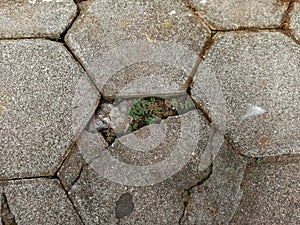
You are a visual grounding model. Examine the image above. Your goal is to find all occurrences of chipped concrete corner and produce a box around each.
[0,0,299,224]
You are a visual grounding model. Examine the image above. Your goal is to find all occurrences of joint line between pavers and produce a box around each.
[180,0,213,31]
[53,141,77,177]
[53,0,103,96]
[56,178,86,225]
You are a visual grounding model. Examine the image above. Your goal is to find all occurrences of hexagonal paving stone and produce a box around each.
[66,0,210,99]
[0,0,77,39]
[189,0,289,30]
[192,32,300,157]
[0,178,83,224]
[58,110,218,224]
[289,1,300,41]
[230,155,300,224]
[0,39,99,179]
[181,145,248,225]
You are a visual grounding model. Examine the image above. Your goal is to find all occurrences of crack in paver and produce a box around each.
[179,163,213,224]
[56,179,86,225]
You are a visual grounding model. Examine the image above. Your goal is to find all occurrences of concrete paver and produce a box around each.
[58,111,214,224]
[65,0,210,98]
[192,32,300,157]
[0,0,77,39]
[290,1,300,41]
[0,39,99,179]
[1,0,300,224]
[189,0,289,30]
[181,145,248,225]
[0,178,82,224]
[230,155,300,224]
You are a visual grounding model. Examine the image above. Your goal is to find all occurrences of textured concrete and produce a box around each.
[0,39,99,179]
[59,142,186,225]
[65,0,210,98]
[181,145,248,225]
[231,155,300,224]
[58,130,108,192]
[58,111,214,224]
[0,178,82,224]
[0,0,77,39]
[290,1,300,41]
[192,32,300,157]
[189,0,289,30]
[102,111,210,184]
[2,0,300,224]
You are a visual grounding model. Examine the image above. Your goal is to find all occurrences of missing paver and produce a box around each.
[1,193,17,225]
[95,94,196,144]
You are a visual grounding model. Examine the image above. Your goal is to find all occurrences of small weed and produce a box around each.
[99,95,196,144]
[211,31,217,37]
[255,158,261,165]
[127,97,162,132]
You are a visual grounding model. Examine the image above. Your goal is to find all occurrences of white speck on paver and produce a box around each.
[169,10,176,15]
[200,0,207,4]
[242,105,265,120]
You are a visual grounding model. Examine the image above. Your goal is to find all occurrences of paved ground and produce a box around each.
[0,0,299,224]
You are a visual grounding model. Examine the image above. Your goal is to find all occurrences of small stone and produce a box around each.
[95,118,109,131]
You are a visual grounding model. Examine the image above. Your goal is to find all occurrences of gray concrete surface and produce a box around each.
[181,144,248,225]
[0,0,77,39]
[192,32,300,157]
[0,0,299,224]
[231,155,300,224]
[0,178,82,225]
[65,0,210,98]
[290,1,300,41]
[58,125,212,224]
[188,0,289,30]
[0,39,99,180]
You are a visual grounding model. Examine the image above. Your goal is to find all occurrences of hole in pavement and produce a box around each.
[94,95,195,144]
